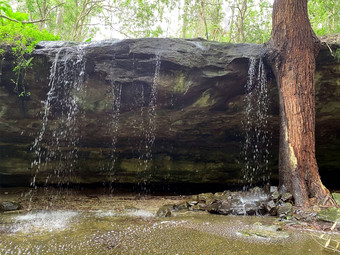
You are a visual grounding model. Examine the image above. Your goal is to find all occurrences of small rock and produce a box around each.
[191,195,199,200]
[206,200,233,215]
[220,191,231,199]
[206,201,221,214]
[243,204,257,215]
[217,200,233,215]
[190,203,206,211]
[257,202,268,215]
[316,207,340,223]
[173,202,188,211]
[293,214,302,221]
[214,191,230,199]
[312,205,320,212]
[265,200,278,216]
[0,201,22,212]
[277,202,293,218]
[271,191,279,202]
[280,193,293,203]
[186,200,199,207]
[198,193,214,202]
[214,192,223,197]
[156,206,172,217]
[205,197,216,206]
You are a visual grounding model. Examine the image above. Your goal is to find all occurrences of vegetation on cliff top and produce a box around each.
[0,0,58,96]
[0,0,338,43]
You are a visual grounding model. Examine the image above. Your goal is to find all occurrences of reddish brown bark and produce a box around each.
[267,0,335,206]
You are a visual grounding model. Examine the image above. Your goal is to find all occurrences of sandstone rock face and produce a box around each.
[0,39,339,189]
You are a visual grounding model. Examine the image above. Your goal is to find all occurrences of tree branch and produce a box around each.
[0,15,49,24]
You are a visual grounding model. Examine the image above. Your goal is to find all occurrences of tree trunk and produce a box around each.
[199,0,209,40]
[181,0,189,38]
[267,0,335,206]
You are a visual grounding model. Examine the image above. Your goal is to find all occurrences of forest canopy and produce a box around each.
[1,0,340,44]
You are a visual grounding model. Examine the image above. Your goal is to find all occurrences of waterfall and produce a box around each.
[103,81,122,190]
[242,57,271,189]
[138,53,161,192]
[30,45,86,191]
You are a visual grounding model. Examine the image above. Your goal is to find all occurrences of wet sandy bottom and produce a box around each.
[0,187,339,254]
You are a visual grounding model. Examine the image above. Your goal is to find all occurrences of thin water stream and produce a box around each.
[138,53,161,192]
[242,57,271,188]
[31,45,86,189]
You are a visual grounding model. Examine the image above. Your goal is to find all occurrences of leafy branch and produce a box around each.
[1,0,59,98]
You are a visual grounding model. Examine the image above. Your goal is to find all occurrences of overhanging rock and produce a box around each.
[0,39,339,189]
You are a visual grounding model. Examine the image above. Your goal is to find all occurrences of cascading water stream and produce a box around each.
[242,57,271,189]
[103,81,122,190]
[30,45,86,204]
[138,53,161,192]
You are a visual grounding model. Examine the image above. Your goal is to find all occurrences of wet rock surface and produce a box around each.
[316,207,340,223]
[277,203,293,218]
[238,222,289,239]
[0,201,22,212]
[0,39,339,187]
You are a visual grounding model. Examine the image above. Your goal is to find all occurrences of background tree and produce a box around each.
[308,0,340,36]
[226,0,272,43]
[17,0,103,41]
[265,0,335,206]
[180,0,225,40]
[102,0,178,38]
[10,0,339,42]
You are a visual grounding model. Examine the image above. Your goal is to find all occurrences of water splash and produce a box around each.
[12,211,79,233]
[242,58,271,189]
[30,45,86,199]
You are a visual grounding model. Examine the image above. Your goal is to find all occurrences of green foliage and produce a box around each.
[3,0,340,45]
[17,0,104,41]
[308,0,340,36]
[180,0,226,41]
[179,0,272,43]
[111,0,177,38]
[0,0,59,96]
